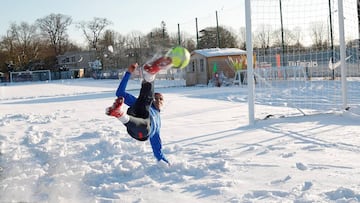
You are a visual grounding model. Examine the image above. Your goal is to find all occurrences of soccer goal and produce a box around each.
[244,0,360,124]
[10,70,52,83]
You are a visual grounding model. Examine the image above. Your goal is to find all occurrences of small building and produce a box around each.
[57,50,97,78]
[185,48,246,86]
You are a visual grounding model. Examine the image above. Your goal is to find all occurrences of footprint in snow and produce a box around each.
[296,162,308,171]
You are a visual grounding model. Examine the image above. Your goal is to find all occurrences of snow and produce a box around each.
[0,78,359,203]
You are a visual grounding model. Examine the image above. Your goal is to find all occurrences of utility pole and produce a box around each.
[279,0,285,67]
[177,23,181,45]
[357,0,360,54]
[195,18,199,49]
[216,11,220,48]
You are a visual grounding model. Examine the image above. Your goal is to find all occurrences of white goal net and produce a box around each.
[245,0,360,121]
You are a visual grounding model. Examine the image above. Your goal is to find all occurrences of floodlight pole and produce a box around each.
[329,0,335,80]
[358,0,360,40]
[279,0,285,66]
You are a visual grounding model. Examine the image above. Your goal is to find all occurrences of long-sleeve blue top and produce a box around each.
[115,71,169,163]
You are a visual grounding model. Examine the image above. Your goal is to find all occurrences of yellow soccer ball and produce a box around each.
[168,46,190,69]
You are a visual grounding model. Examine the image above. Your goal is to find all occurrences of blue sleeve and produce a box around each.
[115,71,137,107]
[149,131,169,163]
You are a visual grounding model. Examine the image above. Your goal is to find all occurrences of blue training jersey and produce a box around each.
[115,71,168,163]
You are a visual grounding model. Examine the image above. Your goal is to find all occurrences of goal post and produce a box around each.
[10,70,51,83]
[245,0,255,125]
[338,0,348,109]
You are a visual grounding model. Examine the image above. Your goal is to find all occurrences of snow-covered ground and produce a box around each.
[0,78,359,203]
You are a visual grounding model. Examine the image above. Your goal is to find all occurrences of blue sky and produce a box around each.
[1,0,358,46]
[1,0,245,44]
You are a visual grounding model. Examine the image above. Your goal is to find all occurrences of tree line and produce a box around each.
[0,12,339,75]
[0,13,242,74]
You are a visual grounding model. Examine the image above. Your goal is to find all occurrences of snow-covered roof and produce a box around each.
[192,48,246,57]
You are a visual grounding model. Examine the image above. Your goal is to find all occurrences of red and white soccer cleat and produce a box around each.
[143,57,172,75]
[106,97,125,118]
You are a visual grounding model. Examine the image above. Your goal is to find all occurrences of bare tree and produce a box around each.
[78,17,112,50]
[0,30,17,69]
[99,29,116,48]
[272,28,296,48]
[309,21,327,50]
[169,31,196,52]
[238,27,246,50]
[254,24,272,49]
[9,22,40,70]
[98,29,130,69]
[197,26,237,49]
[124,31,145,64]
[36,13,72,55]
[146,21,171,50]
[292,26,303,46]
[112,32,128,68]
[221,26,238,48]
